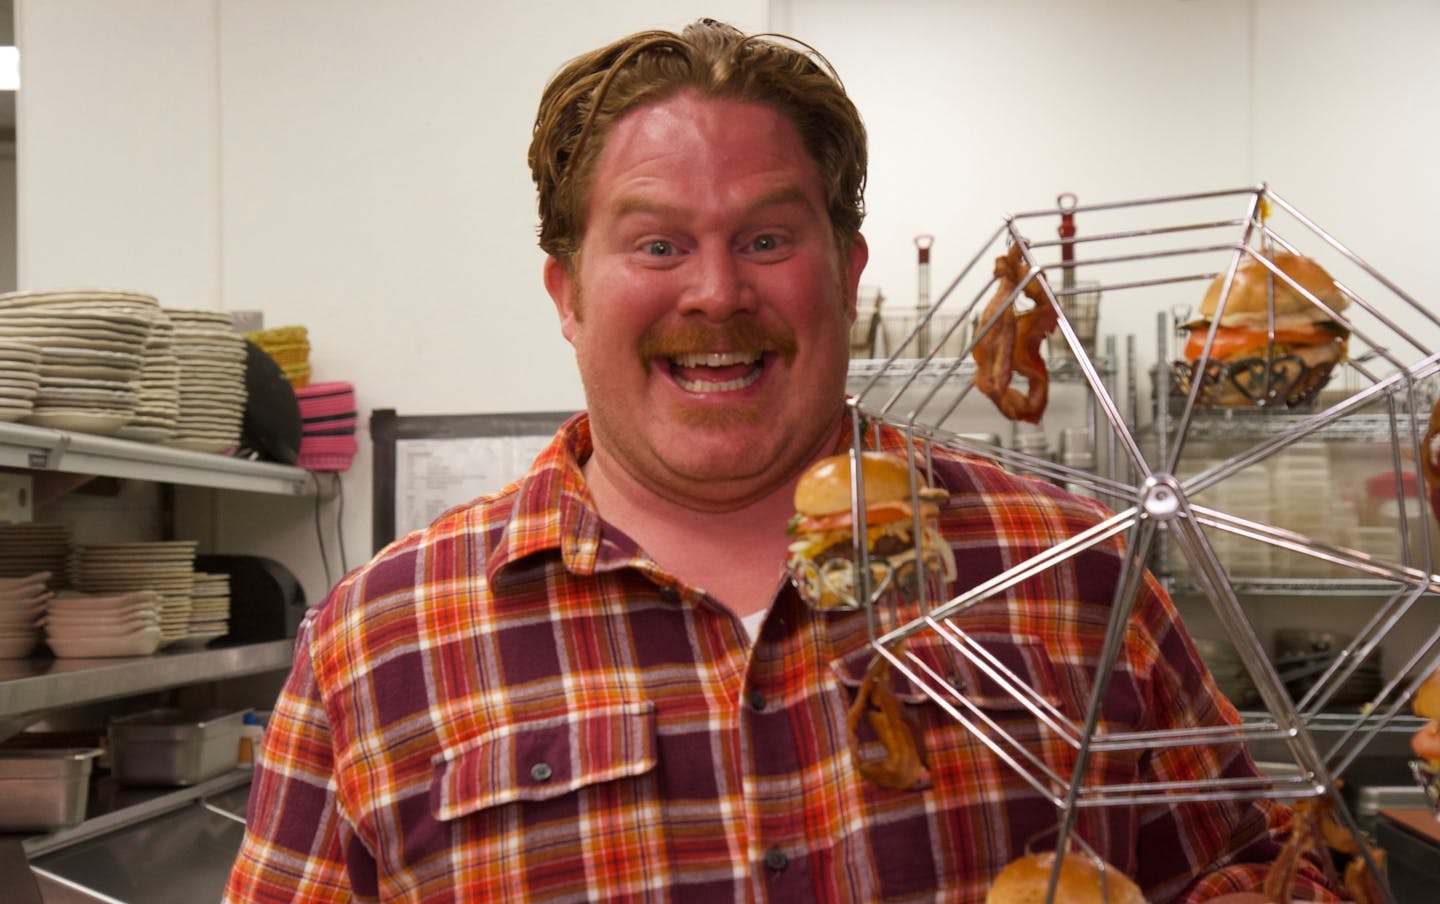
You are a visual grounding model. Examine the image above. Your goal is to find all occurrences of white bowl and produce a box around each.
[46,626,161,658]
[0,633,40,658]
[0,593,48,612]
[0,572,50,592]
[48,590,160,610]
[0,608,43,627]
[45,609,157,628]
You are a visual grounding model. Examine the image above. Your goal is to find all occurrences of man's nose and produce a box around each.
[679,247,758,319]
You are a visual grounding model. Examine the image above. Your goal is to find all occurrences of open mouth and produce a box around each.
[668,351,766,393]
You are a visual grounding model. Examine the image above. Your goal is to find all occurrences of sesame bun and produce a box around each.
[1199,252,1346,329]
[986,851,1146,904]
[793,451,913,517]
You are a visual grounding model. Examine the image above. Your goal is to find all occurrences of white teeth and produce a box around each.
[672,351,761,367]
[675,370,762,393]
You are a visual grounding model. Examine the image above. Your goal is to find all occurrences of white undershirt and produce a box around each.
[740,608,769,639]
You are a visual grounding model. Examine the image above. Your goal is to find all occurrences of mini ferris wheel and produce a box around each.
[837,185,1440,902]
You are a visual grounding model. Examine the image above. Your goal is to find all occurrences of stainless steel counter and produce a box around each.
[30,779,250,903]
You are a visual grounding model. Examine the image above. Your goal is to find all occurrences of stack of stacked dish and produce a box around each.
[43,590,163,658]
[0,573,51,658]
[0,340,42,422]
[0,306,150,436]
[182,572,231,646]
[163,309,247,453]
[115,309,182,444]
[68,541,196,648]
[0,289,177,438]
[0,523,71,590]
[295,381,357,471]
[244,324,311,388]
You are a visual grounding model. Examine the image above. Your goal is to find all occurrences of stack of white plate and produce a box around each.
[43,589,163,658]
[164,309,247,454]
[0,340,42,422]
[0,523,71,590]
[0,307,150,436]
[0,288,162,312]
[0,573,51,658]
[68,541,197,648]
[182,571,231,646]
[114,309,181,444]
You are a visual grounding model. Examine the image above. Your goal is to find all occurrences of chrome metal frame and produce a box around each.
[841,185,1440,903]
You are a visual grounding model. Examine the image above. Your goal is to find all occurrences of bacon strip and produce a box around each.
[972,242,1059,423]
[846,655,930,791]
[1263,792,1385,903]
[1423,398,1440,525]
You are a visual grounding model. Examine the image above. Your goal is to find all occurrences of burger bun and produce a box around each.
[1199,252,1345,329]
[794,451,914,517]
[986,851,1146,904]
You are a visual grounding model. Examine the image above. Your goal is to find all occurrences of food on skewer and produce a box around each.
[1263,790,1385,904]
[1419,399,1440,526]
[985,848,1146,904]
[846,653,929,791]
[1180,251,1348,408]
[1409,665,1440,813]
[973,242,1059,423]
[784,451,955,610]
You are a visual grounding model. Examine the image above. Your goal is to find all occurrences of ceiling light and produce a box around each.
[0,48,19,91]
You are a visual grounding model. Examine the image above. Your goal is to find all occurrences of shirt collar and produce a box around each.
[485,412,611,587]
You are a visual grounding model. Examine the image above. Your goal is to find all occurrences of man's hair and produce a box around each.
[528,18,867,264]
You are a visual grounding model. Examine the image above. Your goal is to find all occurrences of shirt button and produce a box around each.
[658,586,680,603]
[764,846,788,871]
[530,762,553,782]
[747,690,766,712]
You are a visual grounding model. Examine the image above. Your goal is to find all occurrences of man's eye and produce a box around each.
[644,240,674,256]
[751,234,779,252]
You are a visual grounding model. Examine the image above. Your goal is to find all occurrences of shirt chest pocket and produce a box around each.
[430,701,658,820]
[831,632,1071,764]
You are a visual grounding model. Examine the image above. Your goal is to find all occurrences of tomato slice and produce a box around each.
[1182,324,1339,361]
[793,500,913,534]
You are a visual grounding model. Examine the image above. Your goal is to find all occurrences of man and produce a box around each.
[226,19,1339,902]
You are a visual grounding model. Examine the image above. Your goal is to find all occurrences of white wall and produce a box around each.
[15,0,1440,607]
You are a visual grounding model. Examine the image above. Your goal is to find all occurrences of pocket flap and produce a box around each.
[431,701,657,820]
[832,632,1062,713]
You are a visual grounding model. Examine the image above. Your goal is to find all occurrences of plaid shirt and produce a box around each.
[226,414,1337,903]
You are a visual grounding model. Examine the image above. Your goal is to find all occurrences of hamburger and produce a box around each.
[986,850,1146,904]
[1182,251,1349,407]
[1410,667,1440,806]
[785,451,956,610]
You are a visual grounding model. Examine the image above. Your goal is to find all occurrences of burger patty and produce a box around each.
[810,529,934,602]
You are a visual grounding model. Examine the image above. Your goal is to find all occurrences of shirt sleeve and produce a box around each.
[223,612,359,902]
[1130,580,1343,903]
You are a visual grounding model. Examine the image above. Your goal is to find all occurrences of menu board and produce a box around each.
[369,409,573,551]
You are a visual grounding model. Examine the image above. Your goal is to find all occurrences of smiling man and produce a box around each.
[226,20,1339,903]
[544,88,866,616]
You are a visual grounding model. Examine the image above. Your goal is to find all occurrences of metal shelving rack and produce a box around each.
[0,424,307,888]
[0,420,310,495]
[843,185,1440,900]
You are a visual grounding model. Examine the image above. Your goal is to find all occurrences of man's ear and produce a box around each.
[845,233,870,321]
[544,255,579,342]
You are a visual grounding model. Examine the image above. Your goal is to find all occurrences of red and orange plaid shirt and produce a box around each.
[225,414,1337,902]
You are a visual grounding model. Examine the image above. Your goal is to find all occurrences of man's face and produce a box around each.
[545,91,868,511]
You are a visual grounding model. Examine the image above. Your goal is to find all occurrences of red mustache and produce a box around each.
[638,317,798,363]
